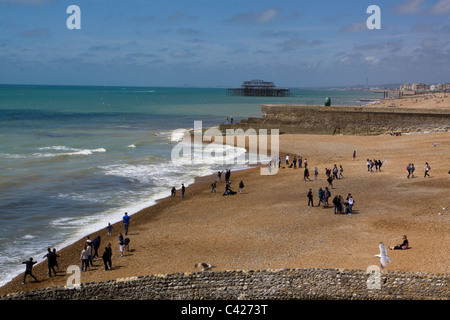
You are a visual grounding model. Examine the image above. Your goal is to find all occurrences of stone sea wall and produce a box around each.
[1,268,448,300]
[220,105,450,135]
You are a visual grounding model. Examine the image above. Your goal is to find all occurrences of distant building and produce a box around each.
[226,80,291,97]
[400,83,412,91]
[401,81,449,93]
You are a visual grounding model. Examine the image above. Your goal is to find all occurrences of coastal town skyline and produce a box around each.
[1,0,450,88]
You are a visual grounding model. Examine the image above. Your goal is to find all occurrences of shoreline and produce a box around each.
[0,139,269,295]
[1,129,450,296]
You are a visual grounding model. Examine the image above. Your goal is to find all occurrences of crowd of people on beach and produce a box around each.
[21,211,135,284]
[406,162,433,178]
[275,154,356,215]
[21,247,61,284]
[367,159,385,172]
[21,141,450,288]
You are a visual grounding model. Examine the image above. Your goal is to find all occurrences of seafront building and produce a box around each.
[400,82,450,93]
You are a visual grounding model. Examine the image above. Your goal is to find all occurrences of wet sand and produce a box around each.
[1,128,449,296]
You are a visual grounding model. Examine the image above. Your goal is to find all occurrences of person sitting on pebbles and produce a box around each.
[390,235,410,250]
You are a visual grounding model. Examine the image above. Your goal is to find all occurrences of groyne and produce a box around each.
[220,105,450,135]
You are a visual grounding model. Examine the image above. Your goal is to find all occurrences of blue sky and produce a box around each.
[0,0,449,87]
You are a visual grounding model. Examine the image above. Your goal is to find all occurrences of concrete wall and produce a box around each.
[220,105,450,135]
[1,268,448,300]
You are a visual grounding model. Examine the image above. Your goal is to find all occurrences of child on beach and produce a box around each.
[239,180,245,194]
[106,223,114,236]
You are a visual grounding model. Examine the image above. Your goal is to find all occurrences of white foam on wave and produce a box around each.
[38,146,78,151]
[1,147,107,159]
[55,192,109,204]
[21,234,36,240]
[155,128,193,143]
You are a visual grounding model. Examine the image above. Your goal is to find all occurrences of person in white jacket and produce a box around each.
[347,194,354,214]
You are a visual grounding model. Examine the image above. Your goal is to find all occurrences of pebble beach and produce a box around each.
[1,103,449,295]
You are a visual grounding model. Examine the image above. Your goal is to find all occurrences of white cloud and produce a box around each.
[395,0,425,14]
[339,22,367,33]
[226,8,279,24]
[429,0,450,15]
[396,0,450,15]
[364,56,380,65]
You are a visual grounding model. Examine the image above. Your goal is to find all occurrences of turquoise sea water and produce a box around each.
[0,85,383,286]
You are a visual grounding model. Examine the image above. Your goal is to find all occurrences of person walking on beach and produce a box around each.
[314,167,318,181]
[346,194,354,214]
[286,155,289,166]
[211,181,216,193]
[225,169,231,183]
[106,223,114,236]
[21,257,38,284]
[303,167,311,181]
[118,233,124,257]
[81,245,90,272]
[239,180,244,194]
[86,241,94,266]
[327,175,334,189]
[102,245,112,271]
[217,171,223,182]
[407,163,411,178]
[318,187,324,208]
[52,248,60,273]
[181,183,185,198]
[339,165,344,179]
[123,212,130,235]
[43,247,57,277]
[307,189,314,207]
[124,237,130,253]
[424,162,431,177]
[171,187,176,198]
[333,164,338,180]
[324,187,331,207]
[93,235,101,259]
[332,195,340,214]
[410,163,415,177]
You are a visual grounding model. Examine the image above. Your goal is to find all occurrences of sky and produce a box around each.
[0,0,449,88]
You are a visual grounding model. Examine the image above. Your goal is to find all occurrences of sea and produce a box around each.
[0,84,383,287]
